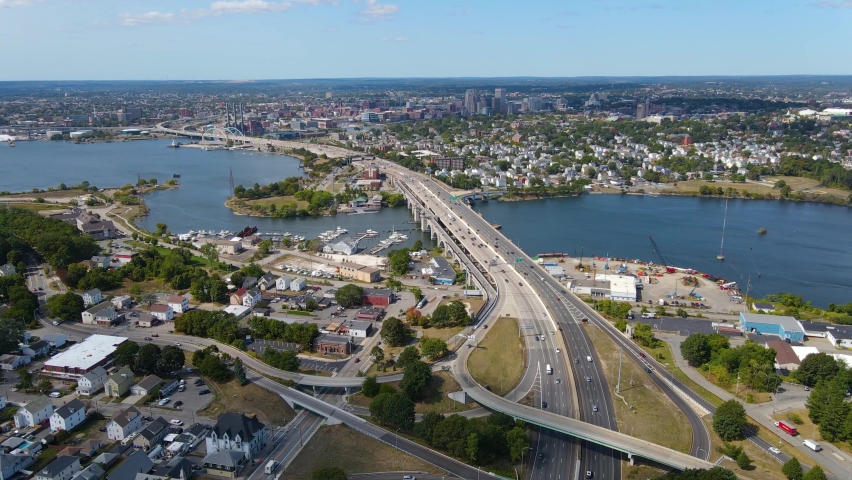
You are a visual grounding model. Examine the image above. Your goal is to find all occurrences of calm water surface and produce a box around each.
[3,140,850,306]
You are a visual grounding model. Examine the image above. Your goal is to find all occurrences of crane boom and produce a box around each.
[648,236,676,273]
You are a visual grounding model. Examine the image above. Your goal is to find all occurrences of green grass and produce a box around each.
[284,310,315,316]
[3,202,67,211]
[639,341,725,408]
[349,372,478,414]
[30,447,59,473]
[468,317,525,396]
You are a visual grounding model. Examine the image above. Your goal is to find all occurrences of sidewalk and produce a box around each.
[660,334,852,476]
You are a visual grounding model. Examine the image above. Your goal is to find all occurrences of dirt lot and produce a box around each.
[468,317,525,396]
[586,323,692,453]
[281,425,444,479]
[662,176,849,200]
[199,378,295,426]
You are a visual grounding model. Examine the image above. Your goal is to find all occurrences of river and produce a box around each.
[2,139,850,306]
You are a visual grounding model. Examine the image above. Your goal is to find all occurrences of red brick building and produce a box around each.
[362,289,394,307]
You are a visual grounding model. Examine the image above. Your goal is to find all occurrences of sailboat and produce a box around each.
[717,199,728,261]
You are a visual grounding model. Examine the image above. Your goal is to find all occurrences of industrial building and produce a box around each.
[42,334,129,379]
[738,313,805,343]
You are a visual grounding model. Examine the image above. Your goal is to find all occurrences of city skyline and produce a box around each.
[1,0,852,81]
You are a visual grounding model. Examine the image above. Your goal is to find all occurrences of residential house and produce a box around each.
[257,274,276,291]
[242,289,261,308]
[21,340,50,358]
[76,439,102,458]
[149,304,173,322]
[82,289,102,307]
[90,256,110,269]
[76,366,107,396]
[752,302,776,314]
[275,276,291,291]
[339,320,372,338]
[35,456,81,480]
[106,406,142,441]
[132,417,169,450]
[229,288,247,306]
[202,450,247,479]
[130,375,162,396]
[104,367,134,398]
[290,277,306,292]
[69,463,103,480]
[0,453,34,480]
[0,354,30,371]
[0,264,16,277]
[14,397,54,428]
[241,277,258,289]
[42,334,66,349]
[81,302,117,326]
[111,295,132,310]
[166,295,189,314]
[50,399,86,432]
[106,450,153,480]
[205,413,267,459]
[135,312,155,328]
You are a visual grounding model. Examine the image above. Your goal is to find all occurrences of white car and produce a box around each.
[769,447,781,454]
[555,348,561,353]
[158,398,171,406]
[170,419,183,426]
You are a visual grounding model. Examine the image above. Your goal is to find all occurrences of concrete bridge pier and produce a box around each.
[421,216,428,232]
[413,207,420,222]
[628,453,635,466]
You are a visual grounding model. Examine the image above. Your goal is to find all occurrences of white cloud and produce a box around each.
[380,36,408,42]
[814,0,852,7]
[359,0,398,19]
[209,0,292,14]
[0,0,37,7]
[120,11,177,27]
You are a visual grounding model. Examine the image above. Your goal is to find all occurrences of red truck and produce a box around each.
[775,421,798,436]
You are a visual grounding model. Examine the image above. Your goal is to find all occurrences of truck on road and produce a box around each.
[265,460,278,474]
[803,439,821,451]
[546,364,553,375]
[775,421,798,436]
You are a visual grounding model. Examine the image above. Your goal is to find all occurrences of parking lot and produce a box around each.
[144,371,214,421]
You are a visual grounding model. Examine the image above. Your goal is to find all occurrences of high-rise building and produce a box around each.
[492,97,503,114]
[527,96,543,112]
[464,89,478,115]
[494,88,506,99]
[636,99,651,119]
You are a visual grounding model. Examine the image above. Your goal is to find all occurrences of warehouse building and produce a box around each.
[42,334,128,379]
[738,313,804,343]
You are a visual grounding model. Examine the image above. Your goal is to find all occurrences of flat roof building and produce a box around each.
[739,313,804,343]
[42,334,128,379]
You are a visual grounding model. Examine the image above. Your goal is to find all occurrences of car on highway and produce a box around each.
[593,405,598,412]
[586,376,591,382]
[403,476,417,480]
[587,471,593,479]
[769,447,781,454]
[541,402,548,408]
[52,321,59,326]
[556,297,560,301]
[518,282,522,286]
[556,378,561,384]
[175,343,182,346]
[504,279,508,282]
[555,348,561,353]
[574,358,579,363]
[144,337,152,341]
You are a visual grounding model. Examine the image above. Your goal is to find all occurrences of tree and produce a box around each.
[681,333,712,367]
[782,457,803,480]
[356,373,378,396]
[412,240,423,251]
[155,223,168,236]
[135,343,161,374]
[37,377,53,393]
[507,426,530,463]
[233,357,247,385]
[199,243,219,267]
[157,346,185,373]
[311,467,348,480]
[466,432,479,463]
[410,287,423,301]
[380,317,408,347]
[257,240,273,256]
[113,341,140,367]
[200,355,231,381]
[803,465,826,480]
[370,391,415,430]
[334,284,364,308]
[396,346,421,369]
[370,345,385,366]
[736,451,751,469]
[0,319,24,355]
[713,400,747,441]
[796,353,840,387]
[16,368,33,392]
[400,360,432,401]
[420,338,449,360]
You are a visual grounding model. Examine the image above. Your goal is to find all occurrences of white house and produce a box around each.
[275,276,291,291]
[76,367,107,396]
[205,413,267,460]
[290,278,306,292]
[50,399,86,432]
[257,274,276,291]
[149,304,174,321]
[242,289,261,308]
[41,334,66,349]
[14,397,54,429]
[111,295,132,310]
[107,406,142,442]
[0,354,30,371]
[167,295,189,314]
[81,289,102,307]
[35,456,80,480]
[81,302,117,326]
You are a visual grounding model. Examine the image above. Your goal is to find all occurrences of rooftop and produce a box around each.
[740,312,804,333]
[44,334,128,371]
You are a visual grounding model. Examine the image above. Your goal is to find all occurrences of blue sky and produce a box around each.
[1,0,851,80]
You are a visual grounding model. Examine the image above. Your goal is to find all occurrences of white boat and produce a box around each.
[366,229,378,235]
[336,226,348,234]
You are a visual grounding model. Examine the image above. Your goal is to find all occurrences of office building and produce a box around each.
[494,88,506,99]
[464,89,478,115]
[636,99,651,119]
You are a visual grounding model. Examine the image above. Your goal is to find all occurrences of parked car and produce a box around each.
[198,389,211,395]
[174,401,183,407]
[170,419,183,426]
[158,398,171,406]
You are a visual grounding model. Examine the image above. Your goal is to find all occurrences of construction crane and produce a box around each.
[648,236,676,274]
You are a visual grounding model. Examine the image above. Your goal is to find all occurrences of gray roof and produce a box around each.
[363,288,393,298]
[92,453,119,468]
[71,463,104,480]
[752,302,775,310]
[139,417,168,441]
[152,456,191,479]
[27,340,49,352]
[0,452,32,470]
[84,301,114,315]
[202,450,245,468]
[134,375,162,391]
[211,412,265,442]
[81,366,107,382]
[799,320,830,333]
[344,320,372,331]
[107,450,153,480]
[740,313,803,332]
[84,289,101,297]
[1,437,26,449]
[54,399,85,420]
[826,325,852,341]
[22,397,53,415]
[316,334,352,345]
[110,406,140,427]
[40,455,79,478]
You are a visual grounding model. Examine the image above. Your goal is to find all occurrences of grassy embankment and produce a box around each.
[199,378,295,426]
[348,371,478,414]
[468,317,525,396]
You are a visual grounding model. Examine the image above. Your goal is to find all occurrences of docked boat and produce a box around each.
[167,140,181,148]
[7,140,14,147]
